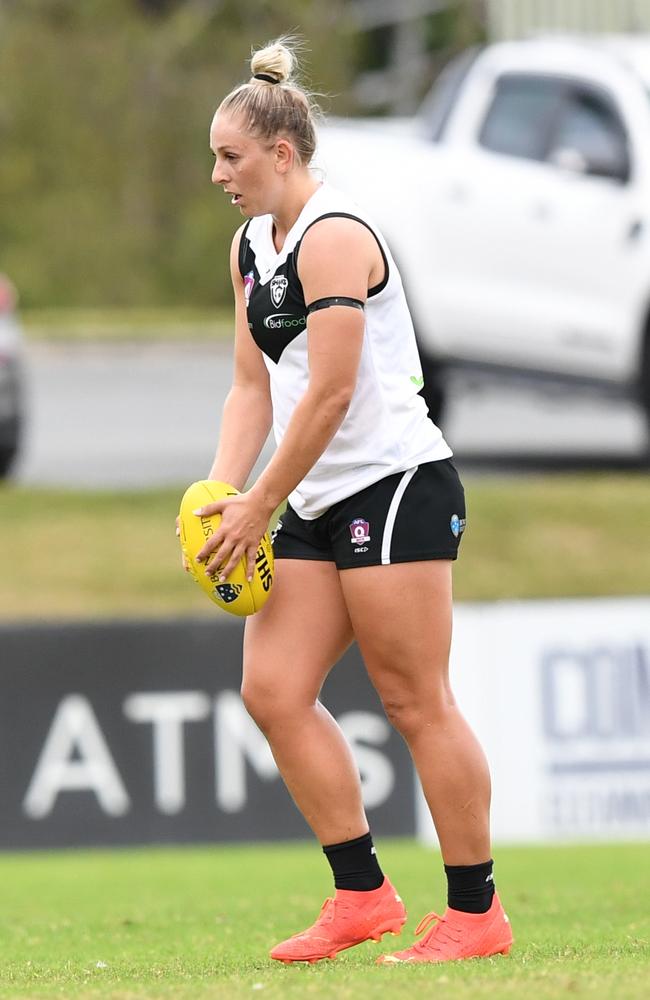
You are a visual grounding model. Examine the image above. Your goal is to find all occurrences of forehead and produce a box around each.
[210,111,256,150]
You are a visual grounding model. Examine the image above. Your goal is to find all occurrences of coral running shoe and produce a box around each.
[270,877,406,964]
[377,891,513,965]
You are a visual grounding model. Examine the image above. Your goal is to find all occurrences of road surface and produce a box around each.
[13,341,648,488]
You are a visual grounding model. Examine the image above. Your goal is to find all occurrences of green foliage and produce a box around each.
[0,0,355,308]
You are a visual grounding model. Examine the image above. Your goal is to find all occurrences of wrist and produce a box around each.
[248,480,283,519]
[207,468,245,491]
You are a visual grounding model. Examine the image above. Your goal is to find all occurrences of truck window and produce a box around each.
[417,47,482,143]
[479,75,566,161]
[547,88,630,182]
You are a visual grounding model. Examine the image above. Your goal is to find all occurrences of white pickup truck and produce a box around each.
[317,35,650,434]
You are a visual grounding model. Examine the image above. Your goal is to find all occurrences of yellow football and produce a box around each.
[178,480,274,616]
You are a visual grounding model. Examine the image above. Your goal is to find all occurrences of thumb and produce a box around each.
[192,499,226,517]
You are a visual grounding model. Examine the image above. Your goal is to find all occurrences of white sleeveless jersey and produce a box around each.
[239,183,452,519]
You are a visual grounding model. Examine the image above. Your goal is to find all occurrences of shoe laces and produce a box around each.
[411,911,461,954]
[315,898,335,925]
[313,896,352,928]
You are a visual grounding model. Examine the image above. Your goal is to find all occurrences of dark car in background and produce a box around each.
[0,275,23,477]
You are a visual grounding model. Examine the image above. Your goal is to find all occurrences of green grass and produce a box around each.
[0,841,647,999]
[1,474,649,621]
[22,309,234,343]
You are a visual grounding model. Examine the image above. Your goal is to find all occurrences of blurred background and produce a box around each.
[1,0,649,853]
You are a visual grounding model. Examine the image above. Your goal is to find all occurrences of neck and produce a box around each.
[271,173,321,251]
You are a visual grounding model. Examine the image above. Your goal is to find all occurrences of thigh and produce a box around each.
[243,558,354,705]
[338,560,454,698]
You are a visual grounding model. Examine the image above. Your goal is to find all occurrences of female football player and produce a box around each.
[192,37,513,965]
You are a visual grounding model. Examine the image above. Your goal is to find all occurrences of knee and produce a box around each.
[380,689,455,740]
[240,675,307,735]
[240,678,276,732]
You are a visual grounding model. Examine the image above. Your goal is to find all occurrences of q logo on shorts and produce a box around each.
[349,518,371,545]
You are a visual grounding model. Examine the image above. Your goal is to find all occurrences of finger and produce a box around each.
[196,531,225,563]
[245,545,257,583]
[206,542,231,579]
[175,515,181,538]
[192,500,227,518]
[219,544,245,582]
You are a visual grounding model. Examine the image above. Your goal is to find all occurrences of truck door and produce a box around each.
[432,72,643,381]
[534,81,644,380]
[426,73,571,370]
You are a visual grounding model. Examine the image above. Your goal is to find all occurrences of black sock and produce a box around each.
[444,859,495,913]
[323,831,384,891]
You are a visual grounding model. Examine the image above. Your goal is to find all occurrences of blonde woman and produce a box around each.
[194,38,513,966]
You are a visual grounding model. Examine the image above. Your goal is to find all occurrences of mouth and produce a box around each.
[225,190,242,206]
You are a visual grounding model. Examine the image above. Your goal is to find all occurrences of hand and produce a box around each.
[176,515,191,573]
[194,489,272,582]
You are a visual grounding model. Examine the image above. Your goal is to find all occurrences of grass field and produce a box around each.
[2,474,649,619]
[23,309,233,343]
[0,840,648,999]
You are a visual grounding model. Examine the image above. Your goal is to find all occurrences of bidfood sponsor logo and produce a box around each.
[263,313,307,331]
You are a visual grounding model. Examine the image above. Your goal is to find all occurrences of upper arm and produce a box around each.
[229,226,270,396]
[297,218,376,398]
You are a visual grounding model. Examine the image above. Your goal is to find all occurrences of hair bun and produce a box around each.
[250,39,295,85]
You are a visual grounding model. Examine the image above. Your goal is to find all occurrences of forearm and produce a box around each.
[250,387,350,512]
[208,385,273,490]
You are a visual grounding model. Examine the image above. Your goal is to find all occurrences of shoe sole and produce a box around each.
[272,917,407,964]
[377,938,514,965]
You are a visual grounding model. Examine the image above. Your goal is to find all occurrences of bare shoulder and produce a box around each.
[298,216,378,294]
[299,215,376,263]
[229,222,249,282]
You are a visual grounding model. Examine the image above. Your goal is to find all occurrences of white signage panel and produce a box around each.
[417,598,650,844]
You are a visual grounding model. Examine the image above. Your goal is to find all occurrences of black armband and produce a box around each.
[306,296,365,315]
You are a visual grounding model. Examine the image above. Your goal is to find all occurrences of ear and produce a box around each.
[275,137,295,174]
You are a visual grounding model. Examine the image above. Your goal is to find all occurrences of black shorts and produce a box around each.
[272,459,466,570]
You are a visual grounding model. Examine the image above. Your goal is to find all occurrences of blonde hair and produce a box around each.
[217,37,319,166]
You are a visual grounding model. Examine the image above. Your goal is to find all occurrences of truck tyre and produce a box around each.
[418,346,446,427]
[0,415,21,478]
[640,323,650,460]
[0,445,17,479]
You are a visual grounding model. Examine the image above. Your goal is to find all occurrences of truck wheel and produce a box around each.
[418,350,446,427]
[0,415,21,478]
[640,327,650,459]
[0,445,17,478]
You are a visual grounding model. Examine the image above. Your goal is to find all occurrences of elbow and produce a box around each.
[314,385,354,423]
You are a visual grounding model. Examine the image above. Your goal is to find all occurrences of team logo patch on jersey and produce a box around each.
[450,513,466,539]
[270,275,288,308]
[349,518,371,545]
[214,582,243,604]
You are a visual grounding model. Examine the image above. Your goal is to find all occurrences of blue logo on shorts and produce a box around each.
[450,514,466,539]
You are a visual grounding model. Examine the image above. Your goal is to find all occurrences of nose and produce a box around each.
[211,158,228,186]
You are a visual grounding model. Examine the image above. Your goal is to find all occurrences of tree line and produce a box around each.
[0,1,481,309]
